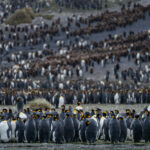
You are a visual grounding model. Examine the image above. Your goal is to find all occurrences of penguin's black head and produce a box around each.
[45,108,50,112]
[46,114,52,118]
[9,109,12,113]
[115,110,119,114]
[2,109,7,113]
[86,120,91,126]
[51,108,55,112]
[23,109,27,113]
[110,111,114,115]
[85,112,91,118]
[73,114,77,118]
[77,101,81,106]
[132,109,136,114]
[118,116,123,120]
[103,111,107,117]
[111,113,116,119]
[65,113,70,118]
[97,113,102,118]
[91,109,95,112]
[42,115,46,120]
[27,108,30,112]
[54,114,59,120]
[135,114,140,119]
[65,110,69,113]
[126,109,130,114]
[17,117,20,120]
[61,105,65,110]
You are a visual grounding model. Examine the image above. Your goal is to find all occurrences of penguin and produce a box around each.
[130,114,142,143]
[15,117,25,143]
[58,95,65,108]
[60,105,66,120]
[72,114,80,142]
[33,113,40,141]
[51,115,64,144]
[16,96,24,113]
[85,118,98,144]
[99,111,107,139]
[39,115,50,143]
[118,115,127,142]
[10,117,17,142]
[63,113,75,142]
[0,119,11,142]
[109,114,120,144]
[143,111,150,142]
[25,115,36,143]
[79,115,87,142]
[103,116,110,141]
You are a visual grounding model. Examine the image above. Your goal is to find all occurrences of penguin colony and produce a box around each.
[0,102,150,144]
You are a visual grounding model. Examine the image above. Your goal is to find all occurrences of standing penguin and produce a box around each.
[16,96,24,112]
[85,118,98,144]
[15,117,25,143]
[0,118,11,142]
[39,115,50,143]
[143,111,150,142]
[72,114,80,142]
[63,113,75,142]
[25,115,36,143]
[51,115,64,144]
[59,95,65,108]
[79,115,87,142]
[10,117,17,141]
[130,114,142,143]
[109,114,120,144]
[118,115,127,142]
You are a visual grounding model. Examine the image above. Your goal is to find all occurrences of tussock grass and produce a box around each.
[28,98,52,110]
[5,8,35,25]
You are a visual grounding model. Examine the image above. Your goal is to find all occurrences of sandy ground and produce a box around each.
[0,103,148,113]
[1,141,150,150]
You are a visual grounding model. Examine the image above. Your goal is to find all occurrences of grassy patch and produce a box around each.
[28,98,52,110]
[39,0,141,13]
[5,8,35,25]
[36,13,54,20]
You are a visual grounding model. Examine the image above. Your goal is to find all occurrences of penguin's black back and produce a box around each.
[64,117,75,142]
[39,119,50,142]
[132,119,142,142]
[25,119,36,143]
[109,118,120,143]
[143,117,150,142]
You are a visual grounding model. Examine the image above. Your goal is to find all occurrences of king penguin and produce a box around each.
[63,113,75,142]
[109,114,121,144]
[39,115,50,143]
[15,117,25,143]
[85,118,98,144]
[143,111,150,142]
[0,117,11,142]
[25,115,36,143]
[130,114,142,143]
[16,97,24,113]
[51,115,64,144]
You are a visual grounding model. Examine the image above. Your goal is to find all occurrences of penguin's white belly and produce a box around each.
[52,131,56,142]
[59,97,64,108]
[11,122,17,139]
[127,128,133,140]
[0,121,9,142]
